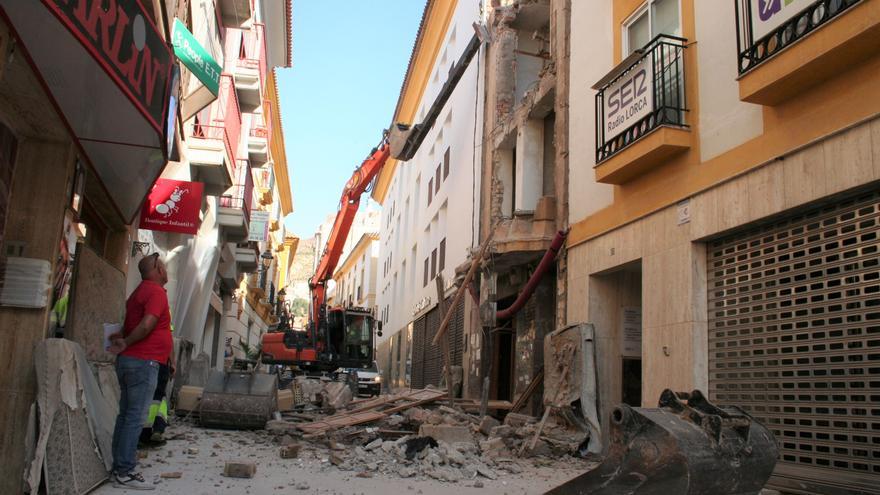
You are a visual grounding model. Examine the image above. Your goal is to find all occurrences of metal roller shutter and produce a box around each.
[423,305,443,387]
[708,190,880,493]
[411,315,427,389]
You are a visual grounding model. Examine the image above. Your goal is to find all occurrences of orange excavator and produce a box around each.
[260,140,390,372]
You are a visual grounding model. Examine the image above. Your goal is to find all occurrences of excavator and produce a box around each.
[198,33,484,429]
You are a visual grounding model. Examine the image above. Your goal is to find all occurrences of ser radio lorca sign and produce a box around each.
[604,53,654,142]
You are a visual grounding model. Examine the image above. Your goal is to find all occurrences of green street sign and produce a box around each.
[171,18,221,96]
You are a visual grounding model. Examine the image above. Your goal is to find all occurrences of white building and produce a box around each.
[373,0,484,389]
[330,233,380,310]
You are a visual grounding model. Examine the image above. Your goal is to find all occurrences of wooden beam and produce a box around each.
[431,229,494,346]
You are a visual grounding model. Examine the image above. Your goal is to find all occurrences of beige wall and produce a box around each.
[567,0,615,223]
[694,1,763,162]
[567,117,880,406]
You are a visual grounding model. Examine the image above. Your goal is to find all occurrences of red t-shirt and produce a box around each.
[120,280,172,363]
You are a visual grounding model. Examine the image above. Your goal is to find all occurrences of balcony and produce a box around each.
[248,116,269,166]
[188,75,242,195]
[234,242,258,273]
[218,159,254,243]
[593,35,690,185]
[218,0,252,27]
[233,24,266,112]
[735,0,879,105]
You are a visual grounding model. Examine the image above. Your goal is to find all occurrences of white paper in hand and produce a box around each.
[103,323,122,351]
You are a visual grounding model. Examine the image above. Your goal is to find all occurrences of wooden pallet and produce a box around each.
[297,388,447,435]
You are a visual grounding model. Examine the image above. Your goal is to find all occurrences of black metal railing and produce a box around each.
[595,35,688,164]
[736,0,862,75]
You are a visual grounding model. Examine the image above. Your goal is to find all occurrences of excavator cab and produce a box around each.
[324,306,378,370]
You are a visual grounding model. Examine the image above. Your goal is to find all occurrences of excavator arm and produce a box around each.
[309,139,391,322]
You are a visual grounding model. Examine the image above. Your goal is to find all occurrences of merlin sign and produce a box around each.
[604,53,654,141]
[44,0,173,133]
[749,0,814,41]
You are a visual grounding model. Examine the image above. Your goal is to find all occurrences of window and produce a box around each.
[430,249,437,279]
[439,238,446,272]
[435,165,441,193]
[443,147,450,179]
[423,257,429,287]
[427,178,434,206]
[624,0,680,54]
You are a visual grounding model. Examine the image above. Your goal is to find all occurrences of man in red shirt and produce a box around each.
[107,253,172,490]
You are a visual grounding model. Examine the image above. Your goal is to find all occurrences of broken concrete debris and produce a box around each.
[280,443,302,459]
[276,388,586,482]
[223,461,257,479]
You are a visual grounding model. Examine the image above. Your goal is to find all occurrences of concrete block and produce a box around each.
[418,425,474,445]
[223,461,256,478]
[280,444,301,459]
[175,386,202,414]
[479,436,506,453]
[478,416,501,436]
[503,412,536,428]
[489,425,515,438]
[266,420,299,435]
[277,389,294,411]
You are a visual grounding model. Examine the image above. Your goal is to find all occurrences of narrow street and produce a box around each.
[1,0,879,494]
[93,419,590,495]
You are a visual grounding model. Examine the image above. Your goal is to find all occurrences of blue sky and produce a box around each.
[276,1,426,239]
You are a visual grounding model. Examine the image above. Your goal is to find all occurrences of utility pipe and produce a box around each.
[495,229,568,321]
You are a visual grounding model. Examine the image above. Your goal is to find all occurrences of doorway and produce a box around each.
[492,329,515,401]
[590,261,643,421]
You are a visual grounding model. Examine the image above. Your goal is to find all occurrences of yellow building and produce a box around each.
[566,1,880,492]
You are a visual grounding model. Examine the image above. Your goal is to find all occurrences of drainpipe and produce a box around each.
[495,229,568,321]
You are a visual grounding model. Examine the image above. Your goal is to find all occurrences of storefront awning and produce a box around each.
[0,0,175,223]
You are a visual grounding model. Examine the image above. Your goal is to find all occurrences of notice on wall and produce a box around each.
[248,211,270,242]
[621,307,642,357]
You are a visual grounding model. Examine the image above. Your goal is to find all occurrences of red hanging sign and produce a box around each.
[139,179,203,234]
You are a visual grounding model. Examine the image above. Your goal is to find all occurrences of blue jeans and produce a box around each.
[112,355,159,475]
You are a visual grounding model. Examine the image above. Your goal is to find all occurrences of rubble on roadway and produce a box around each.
[260,382,595,484]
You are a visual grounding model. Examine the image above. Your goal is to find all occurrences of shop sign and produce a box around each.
[139,179,203,234]
[604,53,654,141]
[248,210,271,242]
[44,0,173,132]
[171,18,221,95]
[750,0,813,41]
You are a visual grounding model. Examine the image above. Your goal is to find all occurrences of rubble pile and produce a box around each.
[263,390,593,484]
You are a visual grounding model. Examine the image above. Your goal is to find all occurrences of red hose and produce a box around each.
[496,229,568,321]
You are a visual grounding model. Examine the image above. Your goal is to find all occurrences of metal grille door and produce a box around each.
[708,190,880,493]
[410,298,465,390]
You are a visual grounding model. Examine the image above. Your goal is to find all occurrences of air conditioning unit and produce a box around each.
[0,257,51,308]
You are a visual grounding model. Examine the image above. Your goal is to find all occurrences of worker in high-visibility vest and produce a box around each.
[139,321,175,446]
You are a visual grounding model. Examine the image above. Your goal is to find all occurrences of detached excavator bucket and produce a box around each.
[199,370,278,429]
[546,390,778,495]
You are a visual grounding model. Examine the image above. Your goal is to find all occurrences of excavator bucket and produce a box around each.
[546,389,778,495]
[199,370,278,429]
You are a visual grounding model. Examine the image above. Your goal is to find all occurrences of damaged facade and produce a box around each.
[472,0,570,417]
